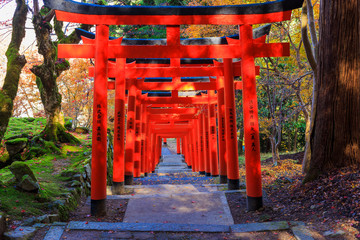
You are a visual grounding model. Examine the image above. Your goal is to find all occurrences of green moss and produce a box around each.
[25,117,35,122]
[6,138,28,145]
[4,117,46,139]
[9,161,37,181]
[0,117,91,220]
[0,91,12,111]
[41,123,80,145]
[97,0,108,5]
[39,6,51,16]
[26,147,47,159]
[75,127,89,134]
[64,119,72,131]
[0,150,9,163]
[55,59,70,73]
[44,141,61,154]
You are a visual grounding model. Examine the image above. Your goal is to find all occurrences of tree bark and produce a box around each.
[30,5,90,143]
[31,11,75,143]
[304,0,360,182]
[0,0,27,143]
[301,0,318,173]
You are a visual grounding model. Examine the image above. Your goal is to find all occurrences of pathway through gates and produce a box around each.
[44,0,304,218]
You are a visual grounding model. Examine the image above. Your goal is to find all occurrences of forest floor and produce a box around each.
[227,152,360,239]
[1,118,360,239]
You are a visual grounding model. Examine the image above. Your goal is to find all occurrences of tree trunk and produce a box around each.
[0,0,27,143]
[302,115,312,171]
[293,122,298,152]
[238,129,244,155]
[30,5,90,143]
[270,136,280,166]
[304,0,360,182]
[31,12,79,144]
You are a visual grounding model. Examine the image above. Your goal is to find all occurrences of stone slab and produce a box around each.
[231,221,290,233]
[157,163,188,167]
[67,221,230,233]
[43,226,66,240]
[156,166,188,170]
[4,226,37,240]
[108,191,228,199]
[155,169,192,173]
[161,148,173,155]
[52,222,68,226]
[291,226,315,240]
[100,231,132,239]
[133,184,207,195]
[123,192,234,225]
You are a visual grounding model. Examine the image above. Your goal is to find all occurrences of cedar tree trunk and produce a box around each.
[304,0,360,182]
[0,0,27,143]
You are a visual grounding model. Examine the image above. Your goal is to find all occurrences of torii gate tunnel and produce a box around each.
[45,0,304,216]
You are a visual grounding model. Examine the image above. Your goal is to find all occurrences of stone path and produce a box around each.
[4,147,314,239]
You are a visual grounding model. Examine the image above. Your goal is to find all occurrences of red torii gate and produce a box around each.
[81,26,265,186]
[44,0,304,216]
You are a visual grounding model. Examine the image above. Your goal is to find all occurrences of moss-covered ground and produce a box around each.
[4,117,47,139]
[0,117,91,220]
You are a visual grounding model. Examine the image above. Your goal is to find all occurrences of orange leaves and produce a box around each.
[57,58,94,128]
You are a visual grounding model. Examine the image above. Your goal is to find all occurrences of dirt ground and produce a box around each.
[228,152,360,239]
[68,196,128,223]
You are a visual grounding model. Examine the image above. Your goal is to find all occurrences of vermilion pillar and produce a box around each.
[112,58,126,195]
[91,24,109,216]
[185,134,192,166]
[189,130,195,168]
[140,105,147,176]
[163,138,167,145]
[125,79,136,185]
[223,58,240,190]
[176,138,181,155]
[134,96,141,178]
[157,136,162,164]
[241,24,263,210]
[198,113,205,175]
[203,110,211,176]
[181,137,185,158]
[208,91,219,177]
[217,76,228,184]
[145,114,151,176]
[192,120,199,171]
[150,133,157,172]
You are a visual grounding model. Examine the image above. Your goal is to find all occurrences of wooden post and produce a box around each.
[216,75,228,184]
[112,58,126,194]
[134,95,141,178]
[91,24,109,216]
[240,24,263,210]
[198,113,205,175]
[125,79,136,185]
[223,58,240,190]
[192,120,199,171]
[177,138,181,154]
[208,91,219,177]
[140,105,147,176]
[202,109,211,176]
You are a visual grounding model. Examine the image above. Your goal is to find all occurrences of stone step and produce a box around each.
[156,169,192,173]
[157,162,188,167]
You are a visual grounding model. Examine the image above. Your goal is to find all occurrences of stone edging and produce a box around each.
[39,220,314,240]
